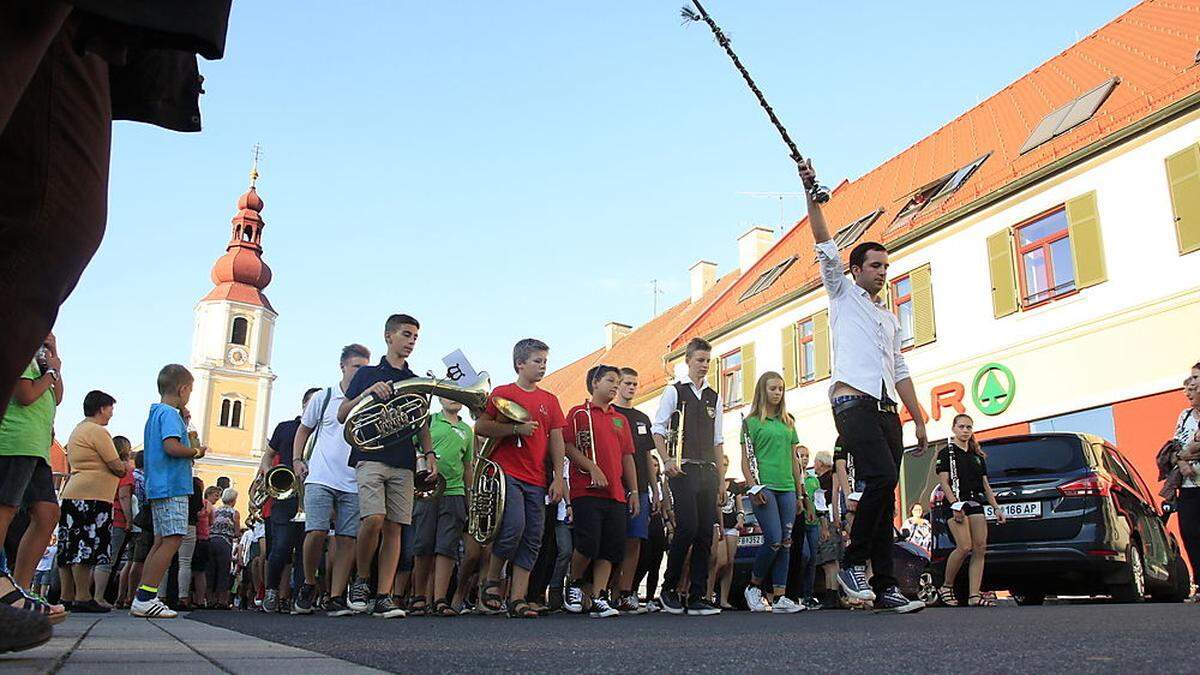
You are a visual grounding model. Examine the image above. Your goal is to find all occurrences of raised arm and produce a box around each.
[800,160,833,244]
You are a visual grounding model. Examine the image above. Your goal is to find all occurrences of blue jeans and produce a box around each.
[798,521,820,598]
[750,489,797,588]
[550,520,572,591]
[493,475,547,571]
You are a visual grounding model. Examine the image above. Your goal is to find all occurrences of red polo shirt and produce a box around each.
[485,383,565,488]
[565,401,635,503]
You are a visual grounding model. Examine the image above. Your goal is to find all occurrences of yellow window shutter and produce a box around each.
[986,229,1019,318]
[780,323,797,389]
[813,310,831,381]
[1166,144,1200,255]
[706,353,719,392]
[740,343,756,404]
[910,264,936,348]
[1065,191,1107,290]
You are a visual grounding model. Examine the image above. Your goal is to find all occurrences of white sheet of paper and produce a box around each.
[441,349,482,387]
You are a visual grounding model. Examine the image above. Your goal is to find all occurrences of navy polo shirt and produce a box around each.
[268,417,302,468]
[344,357,422,470]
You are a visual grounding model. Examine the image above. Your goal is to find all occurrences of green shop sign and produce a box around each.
[971,362,1016,416]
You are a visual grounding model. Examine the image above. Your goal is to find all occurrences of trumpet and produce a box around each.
[739,413,763,497]
[467,396,528,544]
[571,401,600,487]
[666,402,686,467]
[344,372,490,452]
[414,453,445,501]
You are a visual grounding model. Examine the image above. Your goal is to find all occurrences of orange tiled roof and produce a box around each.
[541,272,740,404]
[670,0,1200,351]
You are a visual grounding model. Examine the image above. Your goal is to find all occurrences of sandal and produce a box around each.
[937,585,957,606]
[479,581,504,615]
[967,594,996,607]
[507,599,538,619]
[1,588,69,626]
[409,595,428,616]
[432,598,458,617]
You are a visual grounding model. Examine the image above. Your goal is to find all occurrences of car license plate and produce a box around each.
[739,534,763,547]
[986,501,1041,520]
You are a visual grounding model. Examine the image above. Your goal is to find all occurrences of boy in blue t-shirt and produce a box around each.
[130,364,207,619]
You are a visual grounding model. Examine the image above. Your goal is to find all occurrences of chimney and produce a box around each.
[689,260,717,303]
[738,226,774,274]
[604,321,632,350]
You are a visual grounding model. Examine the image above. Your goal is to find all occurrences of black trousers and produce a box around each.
[835,404,904,593]
[663,464,718,598]
[526,505,560,602]
[636,514,668,598]
[1176,488,1200,583]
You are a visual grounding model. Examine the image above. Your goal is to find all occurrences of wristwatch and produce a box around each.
[44,369,58,381]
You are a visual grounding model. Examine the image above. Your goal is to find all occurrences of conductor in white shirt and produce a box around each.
[800,160,927,614]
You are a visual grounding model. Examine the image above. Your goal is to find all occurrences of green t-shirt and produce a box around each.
[743,415,798,492]
[802,470,822,525]
[0,360,56,461]
[430,412,473,496]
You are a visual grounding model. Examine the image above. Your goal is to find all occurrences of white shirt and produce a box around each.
[815,239,911,402]
[301,384,357,493]
[651,380,724,445]
[1176,408,1199,489]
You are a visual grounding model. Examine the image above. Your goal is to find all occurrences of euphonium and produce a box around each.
[344,372,490,452]
[467,396,529,544]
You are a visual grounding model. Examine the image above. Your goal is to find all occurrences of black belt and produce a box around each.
[832,394,897,416]
[681,459,717,469]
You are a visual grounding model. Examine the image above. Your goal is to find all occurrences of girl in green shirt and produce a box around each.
[740,371,804,614]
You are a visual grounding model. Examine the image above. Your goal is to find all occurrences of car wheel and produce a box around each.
[1151,553,1191,603]
[1110,544,1146,603]
[1013,590,1046,606]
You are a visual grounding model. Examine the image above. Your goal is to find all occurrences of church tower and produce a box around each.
[189,160,277,498]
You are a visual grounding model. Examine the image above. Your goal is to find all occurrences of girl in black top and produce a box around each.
[936,414,1005,607]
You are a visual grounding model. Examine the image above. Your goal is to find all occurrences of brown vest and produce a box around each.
[674,382,718,462]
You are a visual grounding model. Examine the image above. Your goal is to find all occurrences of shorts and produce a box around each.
[34,569,54,586]
[723,528,740,538]
[150,495,190,537]
[304,483,360,537]
[191,539,211,572]
[133,530,154,562]
[0,455,56,507]
[815,516,843,565]
[412,494,467,559]
[355,461,414,524]
[571,496,626,565]
[626,492,651,540]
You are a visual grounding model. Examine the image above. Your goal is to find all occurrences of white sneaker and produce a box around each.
[771,596,803,614]
[131,597,177,619]
[744,585,768,612]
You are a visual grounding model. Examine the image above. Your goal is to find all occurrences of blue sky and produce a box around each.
[54,0,1135,443]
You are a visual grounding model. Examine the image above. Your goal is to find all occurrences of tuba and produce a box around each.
[344,373,490,452]
[467,396,529,544]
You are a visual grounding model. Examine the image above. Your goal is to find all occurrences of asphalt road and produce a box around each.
[191,602,1197,673]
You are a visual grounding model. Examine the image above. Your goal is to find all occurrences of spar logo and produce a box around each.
[972,363,1016,416]
[900,362,1018,426]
